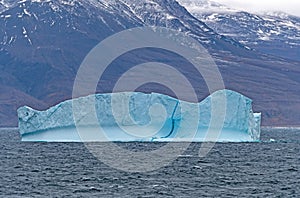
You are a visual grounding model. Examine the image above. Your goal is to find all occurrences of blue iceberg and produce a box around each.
[17,90,261,142]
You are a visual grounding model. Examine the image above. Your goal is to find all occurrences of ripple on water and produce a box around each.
[0,128,299,197]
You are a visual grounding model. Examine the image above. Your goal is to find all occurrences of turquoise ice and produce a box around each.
[17,90,261,142]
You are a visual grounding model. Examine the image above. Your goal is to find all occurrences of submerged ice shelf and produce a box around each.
[17,90,261,142]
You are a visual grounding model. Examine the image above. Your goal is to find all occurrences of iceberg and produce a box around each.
[17,90,261,142]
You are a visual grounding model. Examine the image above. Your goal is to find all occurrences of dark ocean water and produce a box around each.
[0,128,299,197]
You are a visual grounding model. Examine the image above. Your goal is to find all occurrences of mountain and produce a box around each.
[0,0,300,127]
[179,0,300,62]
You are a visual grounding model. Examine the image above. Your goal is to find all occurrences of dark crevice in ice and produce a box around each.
[159,100,179,139]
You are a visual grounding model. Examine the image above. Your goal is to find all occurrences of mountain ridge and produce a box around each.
[179,0,300,61]
[0,0,299,126]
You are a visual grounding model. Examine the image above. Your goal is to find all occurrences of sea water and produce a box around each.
[0,127,299,197]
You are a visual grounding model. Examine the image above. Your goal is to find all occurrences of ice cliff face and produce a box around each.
[18,89,261,142]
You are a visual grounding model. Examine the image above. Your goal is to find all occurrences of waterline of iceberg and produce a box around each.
[18,90,261,142]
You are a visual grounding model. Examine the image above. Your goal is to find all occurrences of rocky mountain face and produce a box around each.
[179,0,300,61]
[0,0,300,126]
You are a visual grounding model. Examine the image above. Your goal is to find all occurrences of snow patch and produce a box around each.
[23,8,31,16]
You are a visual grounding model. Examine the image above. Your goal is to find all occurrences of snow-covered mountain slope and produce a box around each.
[0,0,247,52]
[179,0,300,61]
[0,0,250,104]
[0,0,300,126]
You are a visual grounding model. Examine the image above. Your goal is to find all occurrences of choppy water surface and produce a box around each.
[0,128,299,197]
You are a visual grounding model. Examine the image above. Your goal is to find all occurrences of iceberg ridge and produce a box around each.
[17,89,261,142]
